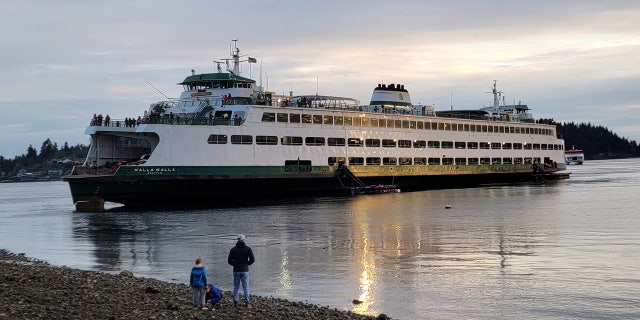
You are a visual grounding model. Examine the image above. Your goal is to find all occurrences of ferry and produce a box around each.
[565,148,585,165]
[63,42,567,211]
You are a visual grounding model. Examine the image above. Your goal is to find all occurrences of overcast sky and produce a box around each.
[1,0,639,158]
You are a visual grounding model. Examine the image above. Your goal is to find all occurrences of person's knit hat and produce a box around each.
[237,234,245,241]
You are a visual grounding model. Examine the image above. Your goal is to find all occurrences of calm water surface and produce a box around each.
[1,159,639,319]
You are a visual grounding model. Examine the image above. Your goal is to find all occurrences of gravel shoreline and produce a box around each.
[1,249,391,319]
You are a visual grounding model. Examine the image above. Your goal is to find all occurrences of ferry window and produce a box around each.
[524,143,532,150]
[428,158,441,165]
[524,157,533,164]
[442,157,454,165]
[378,118,386,127]
[464,124,470,131]
[491,142,502,149]
[417,121,423,130]
[499,126,505,133]
[451,123,458,131]
[383,157,397,165]
[366,157,381,165]
[348,138,363,147]
[290,113,301,123]
[365,139,380,147]
[513,143,523,150]
[302,114,312,123]
[468,158,479,165]
[328,157,346,166]
[437,123,445,130]
[467,142,478,149]
[541,144,548,150]
[410,121,416,129]
[503,158,513,164]
[492,158,502,164]
[328,137,345,146]
[441,141,453,149]
[414,157,426,165]
[256,135,278,145]
[348,157,364,165]
[362,117,369,127]
[471,125,477,132]
[482,125,488,132]
[503,143,512,149]
[313,115,323,124]
[455,158,466,165]
[207,134,227,144]
[370,118,379,127]
[382,139,396,148]
[533,144,540,150]
[514,158,523,164]
[261,112,275,122]
[525,128,530,134]
[282,136,303,145]
[488,126,494,133]
[277,113,288,123]
[399,157,412,165]
[431,122,438,130]
[444,123,450,131]
[334,116,344,125]
[386,119,394,128]
[323,115,334,125]
[480,142,490,149]
[428,141,440,148]
[413,140,426,148]
[515,127,521,134]
[480,157,490,164]
[231,135,253,145]
[455,142,466,149]
[305,137,325,146]
[395,120,402,128]
[353,117,361,126]
[398,140,412,148]
[402,120,409,129]
[344,117,353,126]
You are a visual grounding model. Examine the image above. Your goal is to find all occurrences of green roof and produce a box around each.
[179,73,255,85]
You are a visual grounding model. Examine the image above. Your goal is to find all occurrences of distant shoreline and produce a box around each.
[0,249,390,320]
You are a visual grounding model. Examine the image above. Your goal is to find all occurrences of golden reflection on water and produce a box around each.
[277,251,291,296]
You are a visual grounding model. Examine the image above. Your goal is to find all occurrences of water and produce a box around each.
[1,159,639,319]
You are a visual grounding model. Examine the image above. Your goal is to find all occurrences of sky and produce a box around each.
[1,0,639,158]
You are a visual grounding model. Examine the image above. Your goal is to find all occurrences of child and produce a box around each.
[205,283,223,309]
[190,257,208,309]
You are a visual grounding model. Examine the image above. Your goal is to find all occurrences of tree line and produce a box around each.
[0,139,89,178]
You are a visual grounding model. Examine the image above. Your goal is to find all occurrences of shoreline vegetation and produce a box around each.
[1,249,391,320]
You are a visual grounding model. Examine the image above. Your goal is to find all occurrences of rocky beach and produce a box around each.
[0,249,390,320]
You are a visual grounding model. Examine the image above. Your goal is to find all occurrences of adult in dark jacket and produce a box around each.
[228,234,255,308]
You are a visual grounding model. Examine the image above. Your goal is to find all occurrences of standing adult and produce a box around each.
[228,234,255,308]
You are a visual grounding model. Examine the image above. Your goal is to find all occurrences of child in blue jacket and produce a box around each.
[190,257,208,309]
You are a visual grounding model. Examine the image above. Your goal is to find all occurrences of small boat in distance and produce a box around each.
[565,147,585,165]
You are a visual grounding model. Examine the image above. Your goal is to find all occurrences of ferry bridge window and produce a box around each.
[455,158,466,165]
[470,125,476,132]
[344,117,353,126]
[277,113,288,123]
[395,120,402,128]
[383,157,397,165]
[366,157,381,165]
[488,126,494,133]
[480,157,490,164]
[323,115,334,125]
[414,157,426,165]
[334,116,344,125]
[524,143,532,150]
[514,158,523,164]
[541,144,549,150]
[480,142,490,149]
[451,123,458,131]
[482,125,488,132]
[305,137,325,146]
[503,158,513,164]
[509,127,515,134]
[455,142,466,149]
[468,158,479,165]
[431,122,438,130]
[382,139,397,148]
[231,135,253,145]
[515,127,521,134]
[464,124,470,131]
[370,118,379,127]
[467,142,478,149]
[302,114,312,124]
[417,121,423,129]
[410,121,416,129]
[503,143,512,149]
[313,114,323,124]
[441,141,454,149]
[378,118,386,127]
[281,136,303,146]
[442,157,454,165]
[386,119,394,128]
[328,137,345,146]
[365,139,380,147]
[290,113,301,123]
[402,120,409,129]
[428,157,440,165]
[413,140,426,148]
[428,141,440,148]
[348,138,363,147]
[533,144,540,150]
[256,135,278,145]
[207,134,227,144]
[499,126,505,133]
[348,157,364,165]
[398,140,412,148]
[353,117,361,126]
[261,112,275,122]
[362,117,369,127]
[399,157,412,165]
[437,122,445,130]
[513,143,523,150]
[491,142,502,149]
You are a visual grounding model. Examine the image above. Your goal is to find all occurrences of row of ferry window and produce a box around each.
[207,134,564,151]
[261,112,553,136]
[326,157,542,166]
